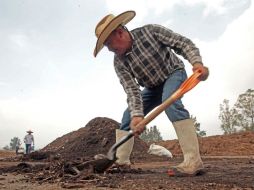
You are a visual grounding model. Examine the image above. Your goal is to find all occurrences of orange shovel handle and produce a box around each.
[171,69,202,100]
[137,69,202,127]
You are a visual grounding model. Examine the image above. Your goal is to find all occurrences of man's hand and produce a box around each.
[192,63,209,81]
[130,116,145,136]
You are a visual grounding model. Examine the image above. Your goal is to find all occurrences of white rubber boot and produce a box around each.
[115,129,134,166]
[168,119,204,176]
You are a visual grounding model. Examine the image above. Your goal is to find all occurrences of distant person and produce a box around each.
[24,130,34,154]
[93,10,209,177]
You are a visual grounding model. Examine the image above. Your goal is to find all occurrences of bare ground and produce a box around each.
[0,156,253,190]
[0,117,254,190]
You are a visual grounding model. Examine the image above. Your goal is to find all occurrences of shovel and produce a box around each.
[93,70,202,173]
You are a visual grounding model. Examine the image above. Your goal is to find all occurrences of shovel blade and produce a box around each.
[93,157,116,173]
[92,132,134,173]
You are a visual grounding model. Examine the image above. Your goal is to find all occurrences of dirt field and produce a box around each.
[0,117,254,190]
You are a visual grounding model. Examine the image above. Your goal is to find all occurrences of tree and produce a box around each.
[219,99,238,134]
[219,89,254,134]
[3,145,10,150]
[234,89,254,131]
[140,125,163,143]
[191,115,206,137]
[9,137,21,150]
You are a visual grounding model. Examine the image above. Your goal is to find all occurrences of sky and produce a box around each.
[0,0,253,149]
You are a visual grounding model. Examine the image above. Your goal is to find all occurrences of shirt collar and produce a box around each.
[124,31,135,56]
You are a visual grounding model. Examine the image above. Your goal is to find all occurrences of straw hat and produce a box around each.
[93,10,136,57]
[27,130,33,133]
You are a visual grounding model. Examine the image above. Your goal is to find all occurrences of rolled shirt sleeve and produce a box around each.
[114,58,144,118]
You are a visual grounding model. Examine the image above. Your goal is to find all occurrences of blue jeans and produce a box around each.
[120,69,190,131]
[25,144,31,154]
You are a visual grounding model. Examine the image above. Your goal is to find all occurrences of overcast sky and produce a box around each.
[0,0,253,149]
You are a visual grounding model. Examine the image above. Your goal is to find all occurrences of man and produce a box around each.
[93,10,209,177]
[24,130,34,154]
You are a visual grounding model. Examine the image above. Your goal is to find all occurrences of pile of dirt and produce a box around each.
[42,117,164,162]
[158,131,254,156]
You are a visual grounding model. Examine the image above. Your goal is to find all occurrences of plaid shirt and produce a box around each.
[114,24,202,117]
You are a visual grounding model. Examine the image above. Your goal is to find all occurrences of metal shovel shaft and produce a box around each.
[107,130,134,160]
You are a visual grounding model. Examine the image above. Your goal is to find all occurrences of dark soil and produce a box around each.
[0,117,254,190]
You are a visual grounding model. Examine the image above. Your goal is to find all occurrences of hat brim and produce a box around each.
[94,10,136,57]
[27,131,33,133]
